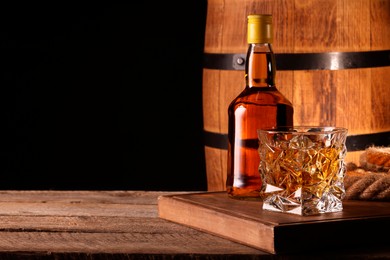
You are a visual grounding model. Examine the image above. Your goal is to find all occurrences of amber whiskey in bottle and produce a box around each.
[226,14,294,200]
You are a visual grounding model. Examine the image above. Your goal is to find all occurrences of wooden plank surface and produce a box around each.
[0,190,269,259]
[158,191,390,255]
[0,190,388,259]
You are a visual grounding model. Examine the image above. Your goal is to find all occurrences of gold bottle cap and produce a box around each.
[247,14,273,44]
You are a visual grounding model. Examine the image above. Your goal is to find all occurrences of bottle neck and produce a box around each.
[245,42,276,88]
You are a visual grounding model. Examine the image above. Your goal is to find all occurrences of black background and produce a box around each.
[1,2,208,190]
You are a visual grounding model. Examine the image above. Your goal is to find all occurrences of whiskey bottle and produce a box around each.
[226,14,294,200]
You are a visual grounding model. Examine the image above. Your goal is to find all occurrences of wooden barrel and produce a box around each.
[202,0,390,191]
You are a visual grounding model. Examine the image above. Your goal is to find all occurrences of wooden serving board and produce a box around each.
[158,191,390,254]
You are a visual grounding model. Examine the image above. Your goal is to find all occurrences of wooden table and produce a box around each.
[0,190,389,259]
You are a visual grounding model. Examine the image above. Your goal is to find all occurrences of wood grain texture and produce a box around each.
[0,191,270,258]
[203,0,390,191]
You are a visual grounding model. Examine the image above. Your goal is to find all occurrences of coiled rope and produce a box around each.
[345,169,390,201]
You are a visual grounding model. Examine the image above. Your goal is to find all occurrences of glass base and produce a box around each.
[262,192,343,216]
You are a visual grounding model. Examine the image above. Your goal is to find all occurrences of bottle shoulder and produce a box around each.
[230,86,293,107]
